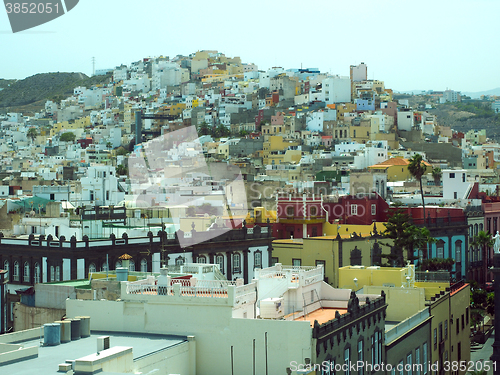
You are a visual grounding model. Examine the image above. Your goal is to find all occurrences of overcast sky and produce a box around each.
[1,0,499,93]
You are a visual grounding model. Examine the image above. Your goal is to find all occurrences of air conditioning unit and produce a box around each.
[260,298,284,319]
[97,336,110,352]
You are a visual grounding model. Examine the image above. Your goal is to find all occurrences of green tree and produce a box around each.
[27,127,38,142]
[473,230,494,286]
[60,132,76,143]
[106,141,113,149]
[382,208,436,267]
[432,167,442,186]
[408,154,428,223]
[238,130,248,137]
[116,164,128,176]
[197,122,211,136]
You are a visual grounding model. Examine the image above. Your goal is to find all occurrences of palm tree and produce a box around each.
[27,127,38,142]
[432,167,442,186]
[473,230,494,286]
[408,154,428,224]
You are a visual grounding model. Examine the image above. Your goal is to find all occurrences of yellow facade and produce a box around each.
[50,117,89,137]
[272,231,393,288]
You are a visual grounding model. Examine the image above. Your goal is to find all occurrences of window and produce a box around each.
[3,260,8,280]
[316,260,325,269]
[55,266,60,281]
[271,257,278,266]
[140,258,148,272]
[175,257,184,266]
[254,252,262,268]
[371,335,375,365]
[358,340,364,375]
[450,173,455,178]
[378,331,382,364]
[115,260,122,269]
[454,192,457,199]
[374,332,379,365]
[350,204,358,216]
[50,265,55,282]
[233,253,241,272]
[371,204,376,216]
[23,261,30,283]
[439,323,443,342]
[310,206,318,216]
[344,347,350,375]
[216,255,224,273]
[34,262,40,284]
[462,173,465,182]
[292,259,302,267]
[415,347,421,375]
[466,307,469,324]
[197,256,206,264]
[444,320,448,339]
[286,206,294,216]
[13,261,19,281]
[462,314,465,330]
[456,318,459,334]
[406,353,412,375]
[433,328,437,349]
[129,259,135,272]
[422,343,428,375]
[437,242,444,258]
[399,360,404,375]
[89,263,97,273]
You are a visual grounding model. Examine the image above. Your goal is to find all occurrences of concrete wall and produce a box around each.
[66,298,312,375]
[13,303,65,331]
[34,283,76,309]
[363,286,425,322]
[133,339,194,375]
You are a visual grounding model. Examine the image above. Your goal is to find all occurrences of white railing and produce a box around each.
[247,227,254,235]
[196,279,237,288]
[179,285,229,298]
[235,282,257,298]
[262,227,269,234]
[282,265,317,272]
[126,283,159,295]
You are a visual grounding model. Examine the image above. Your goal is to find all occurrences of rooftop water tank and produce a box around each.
[44,323,61,346]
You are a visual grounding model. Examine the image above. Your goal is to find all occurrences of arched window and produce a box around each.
[13,261,20,282]
[233,253,241,272]
[50,266,55,282]
[140,258,148,272]
[115,260,122,269]
[129,260,135,272]
[197,256,206,264]
[474,224,479,236]
[455,240,462,263]
[254,251,262,268]
[175,256,184,266]
[310,206,318,216]
[479,223,483,232]
[55,266,60,281]
[34,262,40,284]
[89,263,97,273]
[3,260,9,279]
[216,255,224,274]
[101,262,108,272]
[23,261,30,283]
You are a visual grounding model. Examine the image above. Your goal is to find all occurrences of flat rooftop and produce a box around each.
[1,331,186,375]
[293,307,348,327]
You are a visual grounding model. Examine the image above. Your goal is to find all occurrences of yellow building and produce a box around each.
[272,228,393,287]
[262,136,300,165]
[368,157,432,182]
[50,117,90,137]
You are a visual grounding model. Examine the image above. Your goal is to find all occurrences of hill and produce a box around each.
[0,72,111,110]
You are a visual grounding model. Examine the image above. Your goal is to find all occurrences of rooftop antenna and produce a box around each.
[92,57,96,76]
